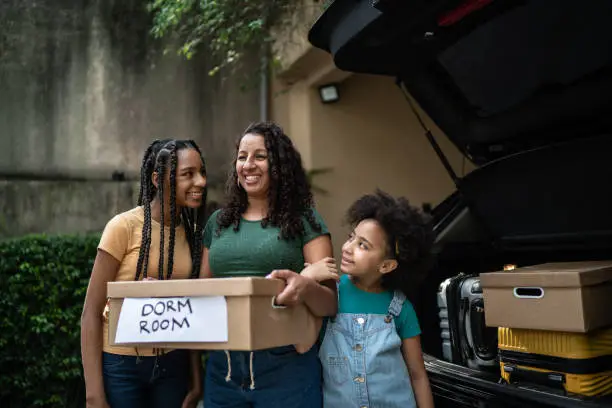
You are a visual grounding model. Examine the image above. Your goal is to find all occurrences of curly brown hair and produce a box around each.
[346,189,434,300]
[216,122,321,240]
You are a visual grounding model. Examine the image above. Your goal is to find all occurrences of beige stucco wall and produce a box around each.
[310,74,472,255]
[272,62,474,256]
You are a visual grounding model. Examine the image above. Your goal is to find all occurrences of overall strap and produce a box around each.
[329,280,341,323]
[387,290,406,318]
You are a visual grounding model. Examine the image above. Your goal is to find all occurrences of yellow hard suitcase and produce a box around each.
[498,327,612,397]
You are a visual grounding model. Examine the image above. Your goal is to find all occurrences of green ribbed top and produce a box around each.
[203,209,329,278]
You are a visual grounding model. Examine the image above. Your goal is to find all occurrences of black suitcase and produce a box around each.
[437,273,498,369]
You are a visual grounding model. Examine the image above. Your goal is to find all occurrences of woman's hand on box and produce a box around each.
[267,269,314,307]
[301,257,339,282]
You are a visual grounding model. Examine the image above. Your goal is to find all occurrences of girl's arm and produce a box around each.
[180,247,213,407]
[80,250,120,408]
[199,247,212,278]
[300,235,338,317]
[402,336,435,408]
[181,351,203,408]
[300,257,338,282]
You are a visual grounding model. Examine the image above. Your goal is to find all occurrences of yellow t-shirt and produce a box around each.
[99,206,193,356]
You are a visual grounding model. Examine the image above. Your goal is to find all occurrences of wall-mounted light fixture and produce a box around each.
[318,83,340,103]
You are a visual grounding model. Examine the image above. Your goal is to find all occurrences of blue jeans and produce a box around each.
[204,345,322,408]
[102,350,190,408]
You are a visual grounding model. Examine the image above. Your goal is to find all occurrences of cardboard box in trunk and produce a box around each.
[107,277,316,350]
[480,261,612,332]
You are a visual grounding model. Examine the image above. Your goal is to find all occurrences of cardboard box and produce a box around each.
[480,261,612,332]
[107,277,316,350]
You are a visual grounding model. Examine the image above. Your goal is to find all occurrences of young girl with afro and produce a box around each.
[303,189,435,408]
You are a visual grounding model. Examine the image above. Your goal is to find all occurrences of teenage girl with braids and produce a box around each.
[200,122,337,408]
[80,140,207,408]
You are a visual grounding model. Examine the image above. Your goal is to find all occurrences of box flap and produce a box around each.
[480,261,612,288]
[107,277,285,298]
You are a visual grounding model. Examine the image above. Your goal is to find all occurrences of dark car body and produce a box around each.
[308,0,612,406]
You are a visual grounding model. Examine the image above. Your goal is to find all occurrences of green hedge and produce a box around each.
[0,234,100,407]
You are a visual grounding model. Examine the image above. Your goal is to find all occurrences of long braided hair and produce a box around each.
[134,139,208,280]
[216,122,321,240]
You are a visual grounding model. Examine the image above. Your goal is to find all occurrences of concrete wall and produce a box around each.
[0,0,259,238]
[0,180,138,237]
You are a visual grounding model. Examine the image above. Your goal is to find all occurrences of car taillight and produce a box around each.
[438,0,493,27]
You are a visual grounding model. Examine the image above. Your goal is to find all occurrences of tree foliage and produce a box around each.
[148,0,286,75]
[147,0,327,76]
[0,234,100,407]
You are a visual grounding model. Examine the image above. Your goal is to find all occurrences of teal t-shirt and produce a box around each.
[338,274,421,339]
[203,208,329,277]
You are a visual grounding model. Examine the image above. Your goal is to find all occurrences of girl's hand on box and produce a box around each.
[301,257,339,282]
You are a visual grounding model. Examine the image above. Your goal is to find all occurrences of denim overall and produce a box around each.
[319,289,417,408]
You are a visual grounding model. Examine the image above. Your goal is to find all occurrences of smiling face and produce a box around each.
[341,219,398,280]
[174,148,207,208]
[154,147,207,209]
[236,133,270,199]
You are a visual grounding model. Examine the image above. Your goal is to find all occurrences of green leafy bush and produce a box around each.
[0,234,100,407]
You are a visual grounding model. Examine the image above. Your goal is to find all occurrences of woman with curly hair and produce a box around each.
[304,189,435,408]
[200,122,337,408]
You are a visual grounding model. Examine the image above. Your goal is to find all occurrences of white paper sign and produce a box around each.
[115,296,228,343]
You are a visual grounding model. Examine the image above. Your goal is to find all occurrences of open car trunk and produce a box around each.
[309,0,612,406]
